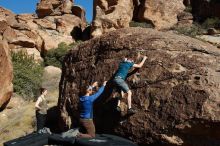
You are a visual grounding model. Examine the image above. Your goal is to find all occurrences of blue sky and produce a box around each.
[0,0,93,22]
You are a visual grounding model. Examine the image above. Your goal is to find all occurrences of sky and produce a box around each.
[0,0,93,22]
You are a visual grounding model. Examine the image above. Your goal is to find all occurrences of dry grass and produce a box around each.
[0,67,60,146]
[0,94,58,146]
[0,102,35,146]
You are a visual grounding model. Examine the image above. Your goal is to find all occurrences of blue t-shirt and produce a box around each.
[79,86,105,119]
[114,61,134,80]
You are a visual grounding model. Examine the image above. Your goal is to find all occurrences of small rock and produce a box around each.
[207,28,218,35]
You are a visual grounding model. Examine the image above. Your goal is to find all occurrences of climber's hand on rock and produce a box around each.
[103,81,107,86]
[92,81,98,87]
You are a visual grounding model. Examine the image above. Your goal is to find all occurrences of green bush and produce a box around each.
[12,51,44,100]
[184,6,192,13]
[173,23,204,37]
[44,42,82,68]
[202,17,220,29]
[44,42,72,68]
[129,21,154,28]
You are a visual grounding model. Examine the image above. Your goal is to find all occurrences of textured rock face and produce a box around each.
[36,0,74,18]
[72,5,86,24]
[42,66,61,93]
[137,0,185,29]
[191,0,220,19]
[58,28,220,145]
[177,11,193,27]
[42,66,61,106]
[0,40,13,111]
[91,0,134,37]
[0,4,86,60]
[198,34,220,47]
[91,0,185,37]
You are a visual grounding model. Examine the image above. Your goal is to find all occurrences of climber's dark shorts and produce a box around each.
[79,118,95,138]
[113,76,130,93]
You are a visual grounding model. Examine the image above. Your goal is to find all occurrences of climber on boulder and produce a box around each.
[113,56,147,115]
[77,81,107,138]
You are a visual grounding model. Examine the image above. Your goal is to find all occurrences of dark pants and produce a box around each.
[78,118,95,138]
[36,111,46,131]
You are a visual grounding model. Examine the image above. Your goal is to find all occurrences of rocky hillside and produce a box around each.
[58,27,220,145]
[0,0,86,61]
[91,0,185,37]
[0,0,86,110]
[91,0,220,38]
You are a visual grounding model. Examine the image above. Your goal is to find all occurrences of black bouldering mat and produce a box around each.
[48,133,75,146]
[3,133,50,146]
[75,134,138,146]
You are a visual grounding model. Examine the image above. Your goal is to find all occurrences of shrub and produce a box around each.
[202,17,220,29]
[129,21,154,28]
[44,42,77,68]
[173,23,204,37]
[184,6,192,13]
[12,51,44,100]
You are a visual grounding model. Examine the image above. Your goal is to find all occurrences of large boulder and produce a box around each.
[2,27,17,42]
[9,36,35,48]
[42,66,61,102]
[0,7,16,34]
[0,7,17,26]
[36,0,74,18]
[137,0,185,29]
[0,17,8,34]
[36,29,73,51]
[58,28,220,145]
[36,0,61,18]
[54,14,84,34]
[0,40,13,111]
[62,0,74,14]
[33,18,56,30]
[72,5,86,26]
[191,0,220,19]
[91,0,134,37]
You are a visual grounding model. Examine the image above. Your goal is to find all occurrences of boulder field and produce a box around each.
[91,0,185,37]
[0,0,86,61]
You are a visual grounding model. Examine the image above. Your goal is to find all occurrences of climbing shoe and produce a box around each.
[116,106,121,112]
[127,108,136,115]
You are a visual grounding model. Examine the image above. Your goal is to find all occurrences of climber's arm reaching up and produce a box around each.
[133,56,147,68]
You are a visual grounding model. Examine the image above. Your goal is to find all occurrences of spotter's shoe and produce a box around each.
[127,108,136,115]
[116,106,121,112]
